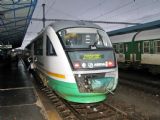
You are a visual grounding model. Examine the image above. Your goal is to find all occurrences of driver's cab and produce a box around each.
[64,33,79,46]
[59,28,111,49]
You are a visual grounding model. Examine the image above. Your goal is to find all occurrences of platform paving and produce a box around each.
[0,61,47,120]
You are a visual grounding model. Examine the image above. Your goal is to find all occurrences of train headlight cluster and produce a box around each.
[73,60,115,69]
[82,63,87,68]
[73,62,81,69]
[105,60,114,67]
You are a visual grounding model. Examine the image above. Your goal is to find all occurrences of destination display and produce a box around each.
[68,51,115,69]
[80,53,104,60]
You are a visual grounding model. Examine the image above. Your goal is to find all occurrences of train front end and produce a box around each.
[57,27,118,103]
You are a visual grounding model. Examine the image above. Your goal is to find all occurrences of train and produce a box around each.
[109,27,160,74]
[25,21,118,103]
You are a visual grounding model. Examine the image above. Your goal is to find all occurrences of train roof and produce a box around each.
[135,28,160,41]
[50,20,103,32]
[110,32,137,43]
[25,21,104,48]
[110,27,160,43]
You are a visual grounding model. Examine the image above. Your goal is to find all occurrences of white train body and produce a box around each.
[26,21,118,103]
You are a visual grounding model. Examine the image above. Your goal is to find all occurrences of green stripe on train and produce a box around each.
[47,76,107,103]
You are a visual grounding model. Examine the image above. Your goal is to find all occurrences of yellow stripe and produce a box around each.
[38,65,66,79]
[47,71,66,79]
[36,65,66,79]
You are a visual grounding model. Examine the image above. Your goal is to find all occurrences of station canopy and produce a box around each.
[0,0,37,49]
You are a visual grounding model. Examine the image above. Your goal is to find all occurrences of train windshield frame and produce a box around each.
[57,28,112,49]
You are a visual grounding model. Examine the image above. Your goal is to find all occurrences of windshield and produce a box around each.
[57,28,112,49]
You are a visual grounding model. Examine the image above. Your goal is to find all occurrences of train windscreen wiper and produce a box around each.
[90,30,105,49]
[97,30,105,46]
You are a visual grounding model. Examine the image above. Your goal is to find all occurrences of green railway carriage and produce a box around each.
[110,28,160,74]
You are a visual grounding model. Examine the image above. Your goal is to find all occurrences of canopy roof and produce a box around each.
[0,0,37,49]
[108,20,160,36]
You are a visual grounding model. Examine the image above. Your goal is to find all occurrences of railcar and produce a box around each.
[26,21,118,103]
[110,28,160,74]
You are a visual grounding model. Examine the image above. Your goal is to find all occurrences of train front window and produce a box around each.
[58,28,112,49]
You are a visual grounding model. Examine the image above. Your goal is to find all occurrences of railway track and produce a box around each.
[31,71,146,120]
[119,70,160,95]
[39,86,146,120]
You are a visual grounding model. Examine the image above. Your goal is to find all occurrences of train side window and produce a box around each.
[113,44,119,53]
[125,44,128,52]
[34,35,43,55]
[119,44,124,53]
[46,36,57,56]
[113,44,117,53]
[138,42,141,52]
[155,40,160,53]
[143,41,150,53]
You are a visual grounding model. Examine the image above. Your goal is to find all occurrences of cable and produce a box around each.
[45,0,56,15]
[46,7,80,20]
[107,0,160,22]
[126,11,160,23]
[31,18,140,25]
[80,0,106,17]
[91,1,133,20]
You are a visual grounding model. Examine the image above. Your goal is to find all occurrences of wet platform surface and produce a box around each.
[0,61,46,120]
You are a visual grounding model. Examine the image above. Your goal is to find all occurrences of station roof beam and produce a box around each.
[0,0,37,49]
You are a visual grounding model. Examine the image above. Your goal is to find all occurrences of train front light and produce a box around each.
[73,62,81,69]
[105,60,114,68]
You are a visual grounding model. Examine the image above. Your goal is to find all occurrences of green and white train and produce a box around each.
[25,21,118,103]
[110,28,160,74]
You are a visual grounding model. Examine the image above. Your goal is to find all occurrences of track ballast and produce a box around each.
[39,85,146,120]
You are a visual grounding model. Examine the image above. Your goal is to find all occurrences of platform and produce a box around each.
[0,61,47,120]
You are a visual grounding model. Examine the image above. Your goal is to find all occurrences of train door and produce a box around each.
[133,41,141,63]
[113,43,125,63]
[134,41,142,63]
[150,40,154,54]
[124,42,132,62]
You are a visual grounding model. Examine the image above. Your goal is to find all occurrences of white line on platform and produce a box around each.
[0,87,34,91]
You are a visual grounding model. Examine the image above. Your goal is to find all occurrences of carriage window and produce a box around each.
[113,44,118,53]
[119,44,124,53]
[34,36,43,55]
[143,41,150,53]
[155,40,160,53]
[125,44,128,52]
[138,42,141,52]
[113,44,116,50]
[46,36,56,56]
